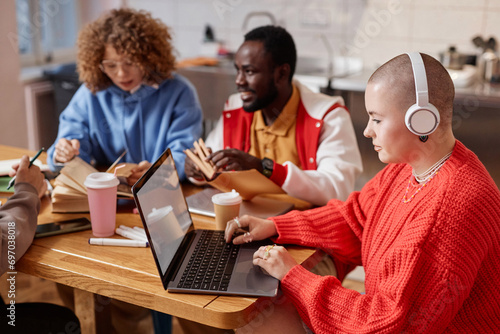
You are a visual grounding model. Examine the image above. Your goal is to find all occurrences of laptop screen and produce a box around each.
[133,149,193,276]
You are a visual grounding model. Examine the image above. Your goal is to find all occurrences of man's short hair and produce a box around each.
[244,25,297,82]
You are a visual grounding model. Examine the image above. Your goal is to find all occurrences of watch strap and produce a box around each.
[262,158,274,178]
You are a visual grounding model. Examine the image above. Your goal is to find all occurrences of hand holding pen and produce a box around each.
[7,149,47,197]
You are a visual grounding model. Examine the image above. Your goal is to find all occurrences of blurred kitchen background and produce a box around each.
[1,0,499,189]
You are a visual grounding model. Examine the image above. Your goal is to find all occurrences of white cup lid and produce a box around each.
[212,189,242,206]
[84,172,119,189]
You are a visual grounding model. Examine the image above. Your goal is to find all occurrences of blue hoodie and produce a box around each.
[47,73,203,180]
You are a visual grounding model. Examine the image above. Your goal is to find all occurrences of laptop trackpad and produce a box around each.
[228,248,279,297]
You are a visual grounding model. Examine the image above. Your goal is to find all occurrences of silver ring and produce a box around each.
[234,217,241,228]
[244,232,252,243]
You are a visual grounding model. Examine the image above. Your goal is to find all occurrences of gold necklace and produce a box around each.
[402,170,439,203]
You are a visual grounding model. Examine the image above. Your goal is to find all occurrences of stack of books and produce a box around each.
[51,157,135,213]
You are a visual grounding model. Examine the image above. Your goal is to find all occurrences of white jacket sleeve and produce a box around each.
[281,106,363,205]
[204,115,224,151]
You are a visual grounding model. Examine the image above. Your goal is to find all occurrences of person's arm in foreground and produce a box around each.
[225,192,366,277]
[267,209,480,333]
[225,185,475,333]
[0,156,44,275]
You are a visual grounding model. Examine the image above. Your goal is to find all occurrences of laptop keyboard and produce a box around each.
[177,230,240,291]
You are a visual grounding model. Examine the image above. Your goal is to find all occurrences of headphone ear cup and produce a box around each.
[405,103,440,136]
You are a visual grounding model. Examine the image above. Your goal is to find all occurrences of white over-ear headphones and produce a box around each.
[405,52,440,136]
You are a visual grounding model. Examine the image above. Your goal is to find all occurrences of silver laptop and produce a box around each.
[132,148,279,297]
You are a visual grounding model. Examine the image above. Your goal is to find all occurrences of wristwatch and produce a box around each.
[261,158,274,178]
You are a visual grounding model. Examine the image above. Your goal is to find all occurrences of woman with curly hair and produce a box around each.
[47,8,202,183]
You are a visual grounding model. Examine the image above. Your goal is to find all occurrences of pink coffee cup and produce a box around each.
[84,172,120,237]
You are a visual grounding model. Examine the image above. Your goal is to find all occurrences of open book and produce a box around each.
[51,157,135,213]
[185,139,285,200]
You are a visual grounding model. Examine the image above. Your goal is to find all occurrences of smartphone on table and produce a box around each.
[35,217,92,238]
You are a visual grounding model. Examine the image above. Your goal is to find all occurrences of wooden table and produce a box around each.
[1,145,320,333]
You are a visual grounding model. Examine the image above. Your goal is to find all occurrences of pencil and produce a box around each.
[7,147,45,190]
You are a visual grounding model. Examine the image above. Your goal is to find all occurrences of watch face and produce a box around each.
[263,158,273,170]
[262,158,273,177]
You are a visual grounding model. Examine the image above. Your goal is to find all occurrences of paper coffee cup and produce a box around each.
[84,172,119,237]
[212,190,242,230]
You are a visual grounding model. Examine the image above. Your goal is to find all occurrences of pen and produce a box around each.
[115,227,148,242]
[7,147,44,190]
[88,238,149,247]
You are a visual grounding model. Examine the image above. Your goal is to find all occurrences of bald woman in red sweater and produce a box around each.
[225,53,500,333]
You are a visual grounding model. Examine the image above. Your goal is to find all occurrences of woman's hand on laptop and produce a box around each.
[225,215,277,244]
[127,160,152,185]
[253,245,297,281]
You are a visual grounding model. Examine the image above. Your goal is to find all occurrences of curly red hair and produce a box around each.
[77,8,176,93]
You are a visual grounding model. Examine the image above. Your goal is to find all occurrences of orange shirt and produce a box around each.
[248,84,301,168]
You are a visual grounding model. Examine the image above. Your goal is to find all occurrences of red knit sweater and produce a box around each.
[271,141,500,333]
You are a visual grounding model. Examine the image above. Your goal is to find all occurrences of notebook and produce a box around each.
[186,187,294,219]
[0,158,49,176]
[132,148,279,297]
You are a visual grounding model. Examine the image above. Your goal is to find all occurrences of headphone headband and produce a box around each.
[404,52,440,136]
[406,52,429,107]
